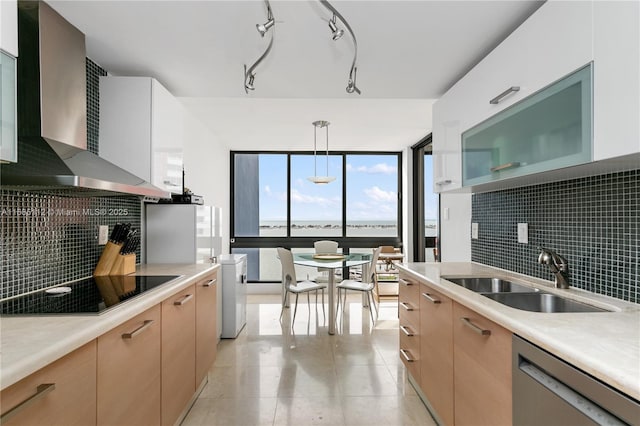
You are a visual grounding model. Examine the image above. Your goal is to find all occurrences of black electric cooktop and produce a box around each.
[0,275,181,315]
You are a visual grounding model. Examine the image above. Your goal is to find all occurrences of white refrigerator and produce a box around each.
[220,254,247,339]
[145,204,223,336]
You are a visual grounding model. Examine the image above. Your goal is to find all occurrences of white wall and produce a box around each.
[180,109,231,256]
[440,193,472,262]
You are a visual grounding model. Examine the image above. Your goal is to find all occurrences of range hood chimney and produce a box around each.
[1,1,170,200]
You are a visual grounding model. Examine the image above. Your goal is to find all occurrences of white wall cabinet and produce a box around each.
[0,0,18,57]
[433,1,639,194]
[1,0,18,164]
[100,76,184,194]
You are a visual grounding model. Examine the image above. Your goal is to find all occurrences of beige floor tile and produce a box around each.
[335,364,402,396]
[199,397,278,426]
[341,396,437,426]
[273,396,346,426]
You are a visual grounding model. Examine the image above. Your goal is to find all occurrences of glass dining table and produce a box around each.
[292,252,371,335]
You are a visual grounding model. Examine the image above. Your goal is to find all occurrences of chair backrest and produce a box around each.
[277,247,298,289]
[314,240,339,254]
[365,246,382,283]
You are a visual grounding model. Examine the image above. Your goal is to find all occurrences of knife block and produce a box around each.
[94,242,123,276]
[109,253,136,276]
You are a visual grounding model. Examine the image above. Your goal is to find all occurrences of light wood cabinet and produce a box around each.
[97,305,161,426]
[196,271,218,386]
[0,341,96,426]
[453,302,512,426]
[419,285,454,426]
[162,284,196,426]
[398,275,421,381]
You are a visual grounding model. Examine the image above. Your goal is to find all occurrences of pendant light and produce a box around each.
[308,121,336,184]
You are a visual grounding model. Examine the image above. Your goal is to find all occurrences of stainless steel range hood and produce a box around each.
[1,1,170,200]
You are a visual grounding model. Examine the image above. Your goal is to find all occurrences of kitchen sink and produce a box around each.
[482,292,609,313]
[443,277,538,293]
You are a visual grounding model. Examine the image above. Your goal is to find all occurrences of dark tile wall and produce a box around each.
[1,59,142,299]
[471,169,639,303]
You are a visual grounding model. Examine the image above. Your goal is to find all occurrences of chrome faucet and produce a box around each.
[538,247,570,289]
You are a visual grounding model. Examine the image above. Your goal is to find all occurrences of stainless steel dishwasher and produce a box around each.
[513,335,640,425]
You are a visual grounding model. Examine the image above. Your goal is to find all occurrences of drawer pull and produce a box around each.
[461,317,491,336]
[399,278,413,286]
[400,325,414,336]
[490,161,521,172]
[399,302,414,311]
[400,349,415,362]
[422,292,441,304]
[489,86,520,104]
[435,179,452,186]
[1,383,56,423]
[122,320,154,339]
[203,278,217,287]
[174,294,194,306]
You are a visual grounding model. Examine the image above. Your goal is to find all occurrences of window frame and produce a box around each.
[230,150,402,282]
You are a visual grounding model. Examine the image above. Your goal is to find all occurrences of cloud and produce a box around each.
[364,186,397,202]
[290,189,339,207]
[264,185,271,195]
[346,163,397,175]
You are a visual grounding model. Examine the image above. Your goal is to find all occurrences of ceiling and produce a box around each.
[47,0,544,149]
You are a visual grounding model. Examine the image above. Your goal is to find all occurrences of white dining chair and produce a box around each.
[336,246,382,323]
[313,240,339,283]
[277,247,327,325]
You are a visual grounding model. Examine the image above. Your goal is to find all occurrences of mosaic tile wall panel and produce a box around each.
[86,58,108,154]
[1,190,142,299]
[471,169,639,303]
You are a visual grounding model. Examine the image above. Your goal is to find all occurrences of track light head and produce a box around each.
[328,15,344,41]
[256,18,275,37]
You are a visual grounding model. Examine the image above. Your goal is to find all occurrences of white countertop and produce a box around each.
[395,262,640,401]
[0,264,219,391]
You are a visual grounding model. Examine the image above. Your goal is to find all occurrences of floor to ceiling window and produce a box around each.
[412,135,440,262]
[231,152,401,282]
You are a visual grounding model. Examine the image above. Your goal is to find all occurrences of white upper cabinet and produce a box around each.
[0,0,18,57]
[592,0,640,160]
[99,77,184,194]
[433,0,639,193]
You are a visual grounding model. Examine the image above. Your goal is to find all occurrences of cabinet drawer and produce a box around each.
[453,302,512,426]
[1,341,97,426]
[398,275,420,327]
[97,304,161,426]
[196,271,218,386]
[399,327,420,381]
[162,285,196,426]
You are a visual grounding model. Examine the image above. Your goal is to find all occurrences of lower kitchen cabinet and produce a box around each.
[398,276,421,381]
[0,341,97,426]
[97,305,161,426]
[195,271,218,386]
[420,285,454,426]
[453,302,512,426]
[162,284,196,426]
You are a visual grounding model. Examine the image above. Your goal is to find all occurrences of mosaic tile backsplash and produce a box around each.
[1,190,142,299]
[471,169,639,303]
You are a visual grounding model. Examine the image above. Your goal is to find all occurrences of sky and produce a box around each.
[257,153,438,223]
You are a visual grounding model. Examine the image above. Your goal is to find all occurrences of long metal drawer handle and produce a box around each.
[399,278,413,286]
[490,161,521,173]
[0,383,56,423]
[400,325,414,336]
[203,278,217,287]
[399,302,414,311]
[174,294,194,306]
[400,349,415,362]
[461,317,491,336]
[122,320,154,339]
[435,179,452,186]
[489,86,520,104]
[422,292,441,304]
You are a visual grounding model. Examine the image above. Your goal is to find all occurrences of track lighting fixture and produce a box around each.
[256,16,274,37]
[243,0,274,93]
[320,0,361,95]
[308,121,336,185]
[328,14,344,41]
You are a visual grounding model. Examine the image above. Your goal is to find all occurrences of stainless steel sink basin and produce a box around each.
[482,292,609,313]
[443,277,538,293]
